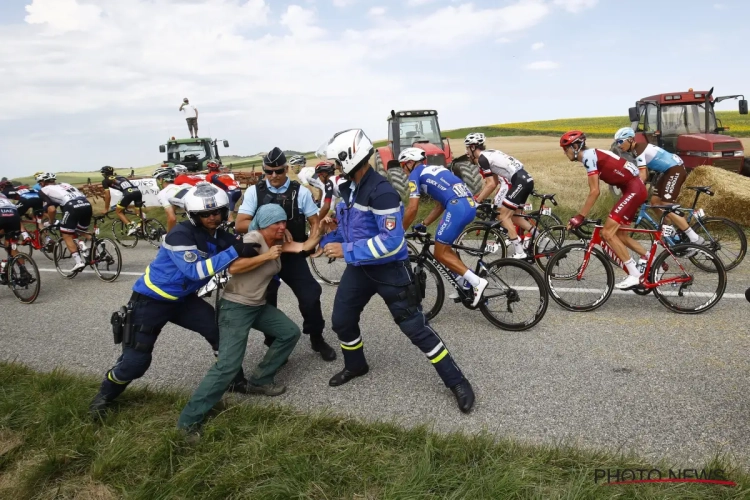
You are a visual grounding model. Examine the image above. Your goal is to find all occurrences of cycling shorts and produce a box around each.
[0,208,21,238]
[227,189,242,212]
[60,199,93,234]
[435,197,477,245]
[654,165,687,202]
[609,178,647,226]
[117,189,143,209]
[502,169,534,209]
[493,180,510,207]
[16,197,44,218]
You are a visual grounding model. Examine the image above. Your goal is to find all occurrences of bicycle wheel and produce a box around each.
[479,259,548,331]
[690,216,746,272]
[407,240,420,256]
[309,254,346,286]
[538,213,562,231]
[409,255,444,321]
[651,244,726,314]
[40,227,58,261]
[545,244,615,312]
[8,252,40,304]
[532,224,585,273]
[454,224,507,272]
[53,241,77,279]
[92,237,122,282]
[143,218,167,248]
[112,220,138,248]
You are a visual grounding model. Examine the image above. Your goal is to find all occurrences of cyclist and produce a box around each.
[100,166,143,236]
[399,147,488,306]
[289,154,307,174]
[308,161,339,218]
[154,167,190,232]
[204,160,242,223]
[38,173,93,273]
[0,193,33,283]
[465,132,535,259]
[293,156,322,203]
[174,165,205,187]
[560,130,649,290]
[0,180,47,245]
[613,127,704,247]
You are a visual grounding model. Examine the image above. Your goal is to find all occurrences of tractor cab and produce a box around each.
[388,110,452,166]
[158,137,230,172]
[628,88,747,174]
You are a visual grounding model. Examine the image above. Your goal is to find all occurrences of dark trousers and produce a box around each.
[265,252,325,340]
[331,260,464,388]
[97,292,245,401]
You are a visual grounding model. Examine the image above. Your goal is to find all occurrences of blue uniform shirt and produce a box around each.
[407,163,472,206]
[132,221,239,301]
[238,178,318,218]
[321,168,408,266]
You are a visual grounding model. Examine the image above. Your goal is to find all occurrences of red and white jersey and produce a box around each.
[174,174,205,186]
[41,183,86,205]
[581,149,640,188]
[478,150,524,181]
[207,173,240,190]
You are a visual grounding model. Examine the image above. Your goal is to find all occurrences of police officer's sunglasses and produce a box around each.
[263,168,286,176]
[198,210,222,218]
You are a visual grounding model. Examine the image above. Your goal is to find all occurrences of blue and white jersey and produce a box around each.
[635,144,683,173]
[407,164,473,205]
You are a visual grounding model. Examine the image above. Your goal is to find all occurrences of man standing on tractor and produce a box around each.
[465,132,535,259]
[179,98,199,138]
[560,130,650,290]
[100,166,143,236]
[399,147,488,306]
[613,127,705,250]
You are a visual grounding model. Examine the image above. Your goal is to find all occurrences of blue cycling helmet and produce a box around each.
[614,127,636,141]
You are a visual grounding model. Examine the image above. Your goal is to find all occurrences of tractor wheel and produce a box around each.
[387,166,409,199]
[455,161,484,196]
[374,152,387,176]
[741,158,750,177]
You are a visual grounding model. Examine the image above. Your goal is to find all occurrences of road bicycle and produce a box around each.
[407,224,548,331]
[544,204,726,314]
[16,217,60,261]
[111,205,166,248]
[53,215,122,282]
[629,185,746,271]
[1,231,41,304]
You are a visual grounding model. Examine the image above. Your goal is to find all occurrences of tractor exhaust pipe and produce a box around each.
[705,87,714,133]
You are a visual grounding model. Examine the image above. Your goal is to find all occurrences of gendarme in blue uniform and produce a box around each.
[321,167,464,388]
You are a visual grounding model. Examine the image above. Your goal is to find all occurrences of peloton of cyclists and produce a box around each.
[100,166,143,236]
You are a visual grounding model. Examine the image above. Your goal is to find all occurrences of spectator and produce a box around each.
[179,98,199,138]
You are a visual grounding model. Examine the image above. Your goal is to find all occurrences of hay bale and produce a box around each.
[676,166,750,227]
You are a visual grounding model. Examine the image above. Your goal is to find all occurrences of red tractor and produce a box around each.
[626,87,748,175]
[372,109,484,198]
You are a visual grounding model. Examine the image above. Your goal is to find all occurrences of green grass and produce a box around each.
[1,361,747,499]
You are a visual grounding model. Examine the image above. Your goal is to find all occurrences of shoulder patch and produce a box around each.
[385,215,396,231]
[183,251,198,263]
[408,180,417,193]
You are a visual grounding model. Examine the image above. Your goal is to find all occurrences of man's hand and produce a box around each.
[413,223,427,233]
[323,242,344,259]
[567,214,585,230]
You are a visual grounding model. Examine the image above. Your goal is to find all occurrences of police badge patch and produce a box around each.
[385,215,396,230]
[183,251,198,262]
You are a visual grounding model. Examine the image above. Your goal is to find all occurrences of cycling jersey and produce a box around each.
[10,188,44,218]
[102,176,139,193]
[174,174,205,186]
[156,184,190,209]
[635,144,683,173]
[0,194,21,234]
[205,172,240,192]
[407,164,473,206]
[478,150,524,181]
[581,149,640,188]
[0,193,17,210]
[40,183,87,206]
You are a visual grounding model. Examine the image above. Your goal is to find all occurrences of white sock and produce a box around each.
[463,270,481,287]
[72,251,82,264]
[684,227,699,242]
[624,258,640,277]
[511,237,524,254]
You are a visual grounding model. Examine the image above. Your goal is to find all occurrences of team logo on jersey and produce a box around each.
[408,181,417,193]
[183,251,198,263]
[385,215,396,231]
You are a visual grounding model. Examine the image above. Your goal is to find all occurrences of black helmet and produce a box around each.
[263,147,287,168]
[315,161,335,175]
[101,166,114,176]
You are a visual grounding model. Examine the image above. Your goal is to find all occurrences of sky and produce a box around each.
[0,0,748,177]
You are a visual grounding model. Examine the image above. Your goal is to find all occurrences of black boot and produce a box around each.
[263,335,274,348]
[227,378,249,394]
[89,392,112,421]
[311,336,337,362]
[329,364,369,387]
[450,379,475,414]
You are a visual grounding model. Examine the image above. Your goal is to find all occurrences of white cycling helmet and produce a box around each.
[289,155,306,166]
[614,127,636,142]
[35,172,47,182]
[183,181,230,226]
[320,129,374,175]
[398,147,426,164]
[153,166,175,181]
[464,132,486,147]
[172,164,188,174]
[41,172,57,182]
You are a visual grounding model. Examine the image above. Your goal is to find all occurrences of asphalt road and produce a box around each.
[2,244,750,470]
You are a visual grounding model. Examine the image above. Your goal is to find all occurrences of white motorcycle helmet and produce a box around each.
[319,129,374,176]
[183,182,230,226]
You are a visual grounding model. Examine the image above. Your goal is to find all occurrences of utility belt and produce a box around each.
[109,292,153,347]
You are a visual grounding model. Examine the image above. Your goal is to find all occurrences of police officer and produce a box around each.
[235,147,336,361]
[89,182,259,418]
[318,129,475,413]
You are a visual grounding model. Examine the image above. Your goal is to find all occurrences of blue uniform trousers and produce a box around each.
[332,259,464,388]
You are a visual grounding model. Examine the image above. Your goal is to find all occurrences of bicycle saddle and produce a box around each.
[686,186,714,196]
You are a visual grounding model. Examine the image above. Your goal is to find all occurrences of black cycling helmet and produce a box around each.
[101,166,114,176]
[263,147,287,168]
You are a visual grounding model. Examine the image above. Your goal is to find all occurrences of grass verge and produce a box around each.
[1,361,748,499]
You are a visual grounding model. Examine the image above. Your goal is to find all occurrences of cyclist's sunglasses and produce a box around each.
[615,138,630,145]
[198,210,222,218]
[264,168,286,176]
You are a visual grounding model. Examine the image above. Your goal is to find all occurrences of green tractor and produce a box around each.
[159,137,230,172]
